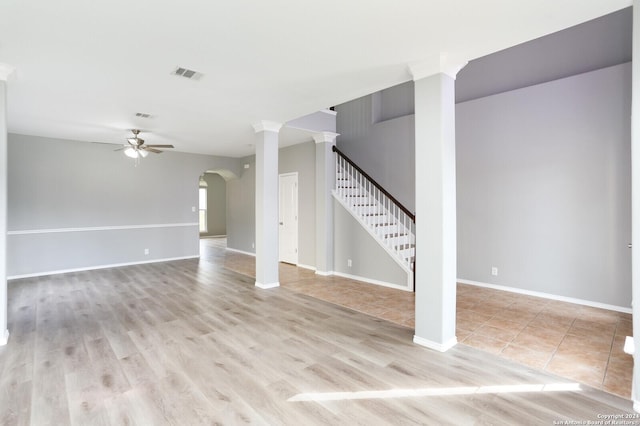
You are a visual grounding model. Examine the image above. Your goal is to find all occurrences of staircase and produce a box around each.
[332,146,415,290]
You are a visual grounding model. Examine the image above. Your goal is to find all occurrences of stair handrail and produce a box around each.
[332,145,415,221]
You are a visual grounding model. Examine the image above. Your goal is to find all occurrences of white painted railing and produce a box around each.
[333,146,415,274]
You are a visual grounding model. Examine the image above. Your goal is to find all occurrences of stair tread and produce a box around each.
[385,233,408,238]
[396,243,416,250]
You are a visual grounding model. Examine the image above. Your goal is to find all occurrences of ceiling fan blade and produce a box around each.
[143,147,163,154]
[145,144,174,148]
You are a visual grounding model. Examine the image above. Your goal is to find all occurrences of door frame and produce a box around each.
[279,172,299,265]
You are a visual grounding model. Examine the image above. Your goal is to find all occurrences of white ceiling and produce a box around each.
[0,0,631,157]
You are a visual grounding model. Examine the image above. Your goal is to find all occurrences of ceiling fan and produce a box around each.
[116,129,174,160]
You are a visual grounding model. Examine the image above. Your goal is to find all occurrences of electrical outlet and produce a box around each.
[347,259,352,268]
[491,267,498,276]
[191,206,196,212]
[144,248,150,255]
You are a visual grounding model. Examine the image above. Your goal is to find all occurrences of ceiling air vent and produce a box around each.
[172,66,203,80]
[135,112,152,118]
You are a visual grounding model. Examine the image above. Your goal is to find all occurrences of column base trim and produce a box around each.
[255,281,280,289]
[315,270,333,276]
[0,330,9,346]
[413,335,457,352]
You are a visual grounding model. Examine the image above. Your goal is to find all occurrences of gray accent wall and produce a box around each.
[457,63,631,307]
[336,63,631,307]
[226,156,256,254]
[335,82,416,212]
[333,199,407,287]
[201,173,227,237]
[8,134,241,277]
[279,142,316,267]
[226,142,317,266]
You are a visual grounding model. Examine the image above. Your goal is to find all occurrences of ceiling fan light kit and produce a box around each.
[116,129,174,165]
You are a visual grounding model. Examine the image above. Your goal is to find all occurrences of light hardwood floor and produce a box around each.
[0,247,635,424]
[211,237,634,399]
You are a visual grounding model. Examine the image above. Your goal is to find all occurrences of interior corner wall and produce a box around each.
[456,62,632,308]
[279,142,316,267]
[226,156,256,254]
[7,134,241,277]
[202,173,227,236]
[335,81,416,212]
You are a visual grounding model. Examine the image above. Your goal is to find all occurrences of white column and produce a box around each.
[631,0,640,412]
[313,132,339,275]
[253,120,282,289]
[410,55,466,352]
[0,64,13,346]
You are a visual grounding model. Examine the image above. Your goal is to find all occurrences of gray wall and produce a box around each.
[226,156,256,253]
[457,63,631,307]
[279,141,316,267]
[8,134,241,277]
[335,63,631,307]
[201,173,227,237]
[333,199,408,287]
[226,142,317,265]
[335,82,416,212]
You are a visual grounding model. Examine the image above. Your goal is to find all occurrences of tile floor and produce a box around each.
[201,237,633,399]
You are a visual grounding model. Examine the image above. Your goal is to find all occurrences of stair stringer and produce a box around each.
[333,190,414,291]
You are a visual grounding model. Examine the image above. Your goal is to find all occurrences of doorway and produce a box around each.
[279,172,298,265]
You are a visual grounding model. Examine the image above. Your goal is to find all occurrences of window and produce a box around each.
[199,186,207,233]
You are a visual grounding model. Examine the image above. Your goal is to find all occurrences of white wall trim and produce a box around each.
[252,120,282,133]
[315,270,333,276]
[333,271,412,292]
[0,330,9,346]
[8,222,199,235]
[634,401,640,414]
[312,132,339,144]
[200,234,227,238]
[458,279,632,314]
[8,255,200,280]
[297,263,316,271]
[413,335,457,352]
[255,281,280,289]
[226,247,256,257]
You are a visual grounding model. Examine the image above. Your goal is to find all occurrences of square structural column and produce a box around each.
[0,64,14,346]
[253,120,282,289]
[631,0,640,412]
[410,56,466,352]
[313,132,339,275]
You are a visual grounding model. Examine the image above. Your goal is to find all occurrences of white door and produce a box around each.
[279,173,298,265]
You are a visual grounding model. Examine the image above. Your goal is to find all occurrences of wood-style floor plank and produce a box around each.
[0,255,635,425]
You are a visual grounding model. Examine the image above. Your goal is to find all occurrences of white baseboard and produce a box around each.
[226,247,256,257]
[333,271,412,292]
[255,281,280,289]
[634,401,640,413]
[315,270,333,276]
[200,234,227,238]
[0,330,8,346]
[457,279,632,314]
[297,264,316,271]
[413,335,457,352]
[8,255,200,280]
